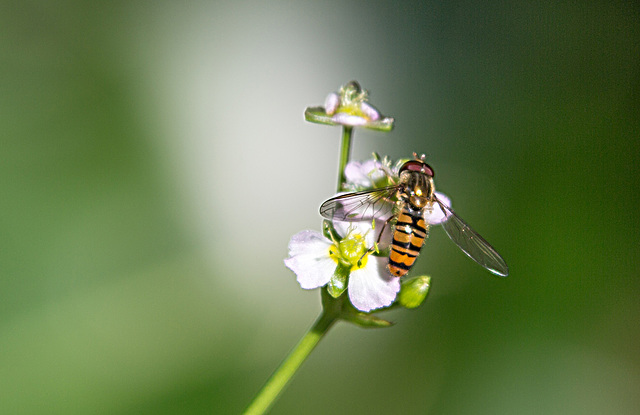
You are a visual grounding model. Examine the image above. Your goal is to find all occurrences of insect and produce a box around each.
[320,155,509,277]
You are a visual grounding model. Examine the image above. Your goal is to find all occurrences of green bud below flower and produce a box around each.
[328,264,349,298]
[398,275,431,309]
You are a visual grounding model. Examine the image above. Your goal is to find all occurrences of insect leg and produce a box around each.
[356,216,394,267]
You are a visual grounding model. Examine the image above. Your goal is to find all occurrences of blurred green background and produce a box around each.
[2,1,638,414]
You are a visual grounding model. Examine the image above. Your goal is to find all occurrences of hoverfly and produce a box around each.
[320,155,509,277]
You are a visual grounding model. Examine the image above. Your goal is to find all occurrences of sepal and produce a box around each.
[322,219,342,242]
[328,264,349,298]
[342,311,394,328]
[320,286,394,328]
[304,107,394,131]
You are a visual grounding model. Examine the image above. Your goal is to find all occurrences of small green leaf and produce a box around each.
[398,275,431,309]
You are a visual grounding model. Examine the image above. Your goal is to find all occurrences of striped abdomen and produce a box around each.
[388,206,428,277]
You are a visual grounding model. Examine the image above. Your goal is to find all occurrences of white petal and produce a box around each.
[358,220,379,248]
[360,102,380,120]
[361,159,387,183]
[332,113,367,126]
[344,161,371,187]
[324,92,339,115]
[334,220,367,239]
[348,256,400,312]
[331,220,382,251]
[344,159,389,189]
[373,218,393,250]
[332,220,353,238]
[427,191,451,225]
[284,230,334,289]
[286,230,328,256]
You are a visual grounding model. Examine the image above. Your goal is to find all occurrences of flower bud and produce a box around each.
[398,275,431,309]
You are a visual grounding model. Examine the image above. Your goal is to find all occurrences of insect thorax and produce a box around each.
[398,170,434,210]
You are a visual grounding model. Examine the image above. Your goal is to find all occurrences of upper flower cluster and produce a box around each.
[304,81,395,131]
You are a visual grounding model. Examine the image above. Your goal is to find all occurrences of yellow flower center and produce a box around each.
[335,106,367,120]
[328,233,369,270]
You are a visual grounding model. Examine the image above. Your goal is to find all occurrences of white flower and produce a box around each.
[343,159,393,190]
[342,156,453,227]
[324,83,382,127]
[284,225,400,312]
[286,154,456,312]
[304,81,394,131]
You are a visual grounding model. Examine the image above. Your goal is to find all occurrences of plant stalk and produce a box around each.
[243,311,338,414]
[337,126,353,191]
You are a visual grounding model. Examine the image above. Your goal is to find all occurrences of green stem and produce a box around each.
[243,311,338,415]
[337,126,354,192]
[245,121,356,414]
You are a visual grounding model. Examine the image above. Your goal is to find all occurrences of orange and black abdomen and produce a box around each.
[388,206,428,277]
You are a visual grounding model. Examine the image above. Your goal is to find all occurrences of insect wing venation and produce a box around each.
[319,186,399,222]
[435,197,509,277]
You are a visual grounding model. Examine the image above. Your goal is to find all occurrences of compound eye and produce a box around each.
[399,160,434,177]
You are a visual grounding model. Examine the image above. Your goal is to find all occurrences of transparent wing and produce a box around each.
[435,196,509,277]
[320,186,399,222]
